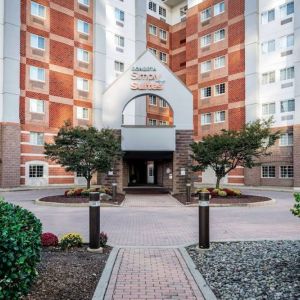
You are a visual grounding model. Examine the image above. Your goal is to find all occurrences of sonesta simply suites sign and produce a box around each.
[130,67,165,90]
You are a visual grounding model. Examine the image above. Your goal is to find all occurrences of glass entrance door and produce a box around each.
[147,161,154,184]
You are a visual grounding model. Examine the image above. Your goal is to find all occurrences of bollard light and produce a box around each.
[198,191,210,249]
[89,192,100,250]
[186,183,191,204]
[112,183,117,204]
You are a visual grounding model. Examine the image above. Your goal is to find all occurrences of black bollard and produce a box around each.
[198,191,210,249]
[112,183,117,203]
[89,192,100,249]
[186,183,191,204]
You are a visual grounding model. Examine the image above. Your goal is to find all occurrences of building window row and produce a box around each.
[261,1,294,24]
[201,83,226,99]
[149,24,168,41]
[261,34,294,54]
[262,66,294,84]
[201,111,226,125]
[200,28,225,47]
[201,1,225,22]
[148,119,169,126]
[148,1,167,18]
[148,47,167,63]
[201,56,225,73]
[262,165,294,178]
[262,99,295,115]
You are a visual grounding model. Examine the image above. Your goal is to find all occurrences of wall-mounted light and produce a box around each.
[180,168,186,176]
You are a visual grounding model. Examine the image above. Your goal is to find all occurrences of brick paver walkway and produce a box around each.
[104,248,204,300]
[123,194,181,207]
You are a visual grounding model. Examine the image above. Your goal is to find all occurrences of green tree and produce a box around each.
[190,119,280,189]
[45,122,121,189]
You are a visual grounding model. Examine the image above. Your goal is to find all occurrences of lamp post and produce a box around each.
[88,192,101,251]
[198,191,210,249]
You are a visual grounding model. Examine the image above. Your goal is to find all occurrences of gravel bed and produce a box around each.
[187,240,300,300]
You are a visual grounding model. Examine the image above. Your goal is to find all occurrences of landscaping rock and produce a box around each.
[100,193,112,201]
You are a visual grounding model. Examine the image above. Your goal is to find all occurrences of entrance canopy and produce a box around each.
[102,50,193,130]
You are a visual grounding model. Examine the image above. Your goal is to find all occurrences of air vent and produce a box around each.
[116,21,124,27]
[32,48,44,56]
[78,90,88,98]
[281,50,293,57]
[202,20,210,26]
[160,18,166,22]
[180,39,186,44]
[78,61,88,68]
[116,47,124,53]
[281,115,294,121]
[30,113,44,121]
[79,33,88,40]
[31,81,44,89]
[281,17,293,25]
[202,46,210,51]
[32,16,44,25]
[281,82,293,89]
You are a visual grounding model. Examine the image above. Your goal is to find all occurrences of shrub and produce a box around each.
[0,199,42,299]
[291,193,300,217]
[233,189,242,196]
[64,190,69,196]
[41,232,59,247]
[99,232,108,247]
[60,233,83,250]
[223,188,235,196]
[67,190,75,197]
[218,190,227,197]
[74,188,83,196]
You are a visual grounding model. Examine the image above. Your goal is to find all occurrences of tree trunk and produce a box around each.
[216,177,221,189]
[87,179,91,189]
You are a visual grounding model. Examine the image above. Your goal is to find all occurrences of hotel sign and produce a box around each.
[130,67,165,90]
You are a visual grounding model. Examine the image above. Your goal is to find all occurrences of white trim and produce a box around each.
[227,175,244,178]
[48,176,74,178]
[21,153,46,157]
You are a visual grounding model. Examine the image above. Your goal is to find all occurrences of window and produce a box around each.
[149,48,157,55]
[149,95,157,106]
[201,60,211,73]
[30,99,45,113]
[114,61,124,73]
[149,24,157,35]
[115,8,124,22]
[78,0,89,7]
[262,166,275,178]
[215,83,225,95]
[149,1,157,12]
[29,165,44,178]
[261,9,275,24]
[31,1,45,18]
[280,34,294,49]
[159,29,167,40]
[159,52,167,63]
[115,34,125,47]
[280,67,294,81]
[201,34,211,47]
[180,5,188,17]
[214,56,225,69]
[201,87,211,98]
[77,48,89,63]
[77,77,89,91]
[149,119,157,126]
[280,166,294,178]
[159,6,166,17]
[77,20,89,35]
[262,71,275,84]
[214,29,225,42]
[280,99,295,113]
[280,132,293,146]
[30,66,45,82]
[214,1,225,16]
[159,120,168,125]
[261,40,275,54]
[214,111,225,123]
[30,132,44,146]
[262,102,275,115]
[77,107,89,120]
[30,34,45,50]
[201,8,211,21]
[201,113,211,125]
[280,2,294,18]
[160,99,168,108]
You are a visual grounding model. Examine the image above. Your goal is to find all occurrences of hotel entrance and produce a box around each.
[127,160,156,186]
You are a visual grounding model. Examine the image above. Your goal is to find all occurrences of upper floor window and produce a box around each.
[149,95,157,106]
[201,34,211,47]
[77,107,89,120]
[77,48,89,63]
[30,34,45,50]
[280,99,295,113]
[280,2,294,18]
[215,111,225,123]
[160,99,168,108]
[261,9,275,24]
[262,102,275,115]
[115,34,125,47]
[159,52,167,63]
[31,1,45,18]
[149,1,157,12]
[214,29,225,42]
[215,83,225,95]
[159,6,166,17]
[280,132,293,146]
[201,113,211,125]
[261,40,275,54]
[201,87,211,98]
[149,48,157,55]
[78,0,89,7]
[201,8,211,22]
[149,24,157,36]
[114,61,124,73]
[30,132,44,146]
[115,8,125,22]
[77,77,89,92]
[30,99,45,113]
[201,60,211,73]
[77,20,89,35]
[180,5,188,17]
[262,71,275,84]
[280,34,294,49]
[280,67,294,81]
[159,29,167,40]
[214,1,225,16]
[30,66,45,82]
[214,56,225,69]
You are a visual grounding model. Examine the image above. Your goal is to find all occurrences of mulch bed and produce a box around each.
[173,193,271,205]
[25,246,111,300]
[39,194,125,205]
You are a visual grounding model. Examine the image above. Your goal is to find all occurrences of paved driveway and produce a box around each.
[1,188,299,247]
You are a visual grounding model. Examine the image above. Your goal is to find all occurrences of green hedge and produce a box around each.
[0,199,42,299]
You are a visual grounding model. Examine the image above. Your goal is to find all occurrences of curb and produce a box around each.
[92,247,119,300]
[179,247,217,300]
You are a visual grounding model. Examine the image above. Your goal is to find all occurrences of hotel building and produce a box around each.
[0,0,299,190]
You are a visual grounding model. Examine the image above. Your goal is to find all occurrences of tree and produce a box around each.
[45,122,122,189]
[190,119,280,189]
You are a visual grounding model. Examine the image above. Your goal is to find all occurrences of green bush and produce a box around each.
[60,233,83,250]
[218,190,227,197]
[0,199,42,299]
[291,193,300,217]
